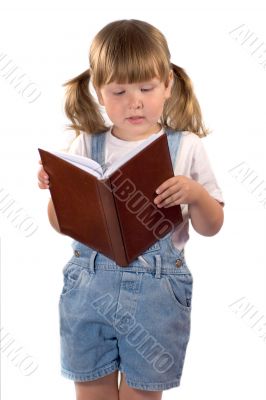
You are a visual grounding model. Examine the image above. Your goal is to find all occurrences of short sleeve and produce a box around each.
[61,132,91,157]
[174,132,224,206]
[190,138,224,205]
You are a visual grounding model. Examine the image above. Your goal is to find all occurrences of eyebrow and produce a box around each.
[110,80,159,87]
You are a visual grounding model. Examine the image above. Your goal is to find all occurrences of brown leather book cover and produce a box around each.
[38,133,183,266]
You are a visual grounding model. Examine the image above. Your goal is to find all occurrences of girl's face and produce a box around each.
[96,73,173,140]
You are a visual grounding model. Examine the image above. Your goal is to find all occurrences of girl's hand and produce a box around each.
[37,160,50,189]
[154,175,203,208]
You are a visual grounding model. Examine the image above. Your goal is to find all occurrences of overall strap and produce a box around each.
[165,129,182,169]
[90,132,108,173]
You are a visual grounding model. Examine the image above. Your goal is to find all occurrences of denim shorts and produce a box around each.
[59,233,193,391]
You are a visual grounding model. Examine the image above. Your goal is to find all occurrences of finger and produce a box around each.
[38,167,49,180]
[155,177,178,194]
[42,169,49,179]
[40,177,49,185]
[42,173,49,181]
[157,192,182,208]
[154,184,180,204]
[37,172,49,183]
[38,173,49,184]
[38,182,48,189]
[164,200,181,208]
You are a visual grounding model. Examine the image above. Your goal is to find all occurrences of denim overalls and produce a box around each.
[59,129,193,391]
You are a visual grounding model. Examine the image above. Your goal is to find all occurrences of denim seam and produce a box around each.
[125,377,181,390]
[61,360,119,381]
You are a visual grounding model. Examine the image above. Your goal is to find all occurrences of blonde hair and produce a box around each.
[63,19,209,138]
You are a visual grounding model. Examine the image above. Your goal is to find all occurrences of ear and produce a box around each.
[165,70,174,99]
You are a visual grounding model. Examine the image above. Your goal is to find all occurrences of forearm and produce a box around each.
[188,185,224,236]
[47,198,61,233]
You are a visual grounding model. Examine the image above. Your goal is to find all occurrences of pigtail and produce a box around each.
[62,69,108,136]
[162,63,210,138]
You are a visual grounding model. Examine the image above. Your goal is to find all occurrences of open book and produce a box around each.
[38,132,183,266]
[48,130,165,179]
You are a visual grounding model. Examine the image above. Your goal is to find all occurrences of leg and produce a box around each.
[119,372,163,400]
[75,370,119,400]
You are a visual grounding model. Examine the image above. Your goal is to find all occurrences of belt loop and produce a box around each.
[155,255,162,279]
[89,251,97,274]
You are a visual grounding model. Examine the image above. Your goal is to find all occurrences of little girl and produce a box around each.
[38,19,224,400]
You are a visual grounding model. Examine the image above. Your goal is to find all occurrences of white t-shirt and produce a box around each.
[63,127,224,251]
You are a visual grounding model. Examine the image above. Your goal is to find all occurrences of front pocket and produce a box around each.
[164,274,193,312]
[61,263,88,297]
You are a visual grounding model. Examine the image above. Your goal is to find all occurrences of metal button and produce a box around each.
[175,259,182,268]
[74,250,80,257]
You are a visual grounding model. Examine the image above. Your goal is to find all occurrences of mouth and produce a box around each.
[126,116,145,124]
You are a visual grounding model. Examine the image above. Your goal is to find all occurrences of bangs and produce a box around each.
[90,20,171,87]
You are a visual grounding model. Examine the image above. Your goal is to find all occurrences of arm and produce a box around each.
[188,183,224,236]
[38,160,61,233]
[47,197,61,233]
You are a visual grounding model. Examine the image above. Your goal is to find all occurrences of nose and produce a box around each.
[128,93,143,110]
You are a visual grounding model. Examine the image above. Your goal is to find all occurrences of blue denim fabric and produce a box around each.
[59,129,193,391]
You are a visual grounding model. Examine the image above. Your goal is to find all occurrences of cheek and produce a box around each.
[148,98,165,116]
[104,101,121,117]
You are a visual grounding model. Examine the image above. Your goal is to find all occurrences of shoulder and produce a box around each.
[175,130,206,163]
[179,130,204,150]
[65,131,92,157]
[174,130,212,175]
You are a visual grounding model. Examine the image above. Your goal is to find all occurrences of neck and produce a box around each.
[111,123,162,141]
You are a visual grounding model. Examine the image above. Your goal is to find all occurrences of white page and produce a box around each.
[50,151,103,178]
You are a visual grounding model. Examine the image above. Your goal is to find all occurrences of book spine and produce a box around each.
[97,179,128,266]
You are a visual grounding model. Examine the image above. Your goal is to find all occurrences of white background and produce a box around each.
[1,1,266,399]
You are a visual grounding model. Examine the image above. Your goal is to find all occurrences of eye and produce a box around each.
[113,91,125,95]
[141,87,153,92]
